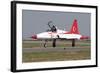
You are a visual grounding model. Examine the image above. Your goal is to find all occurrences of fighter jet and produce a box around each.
[31,19,89,47]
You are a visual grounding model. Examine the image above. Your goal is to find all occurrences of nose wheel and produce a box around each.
[44,40,48,48]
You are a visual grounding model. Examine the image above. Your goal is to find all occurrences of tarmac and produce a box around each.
[23,47,90,53]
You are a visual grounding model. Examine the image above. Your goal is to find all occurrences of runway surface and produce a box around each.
[23,47,90,53]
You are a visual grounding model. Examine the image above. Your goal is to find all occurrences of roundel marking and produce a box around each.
[73,26,76,32]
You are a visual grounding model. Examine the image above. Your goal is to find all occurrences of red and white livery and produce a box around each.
[31,19,89,40]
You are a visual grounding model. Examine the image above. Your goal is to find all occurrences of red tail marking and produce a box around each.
[64,19,80,34]
[70,19,80,34]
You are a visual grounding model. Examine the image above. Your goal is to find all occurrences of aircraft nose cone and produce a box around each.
[31,35,37,39]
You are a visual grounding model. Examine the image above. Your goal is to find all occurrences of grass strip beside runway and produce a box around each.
[23,50,90,62]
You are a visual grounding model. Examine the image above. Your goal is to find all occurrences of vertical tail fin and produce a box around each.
[69,19,80,34]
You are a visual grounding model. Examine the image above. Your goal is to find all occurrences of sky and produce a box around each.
[22,10,91,39]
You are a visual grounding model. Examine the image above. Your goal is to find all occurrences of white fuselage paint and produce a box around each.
[59,34,82,39]
[36,29,82,39]
[37,29,66,39]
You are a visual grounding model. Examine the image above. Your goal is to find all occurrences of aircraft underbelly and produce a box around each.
[36,32,81,39]
[59,34,81,39]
